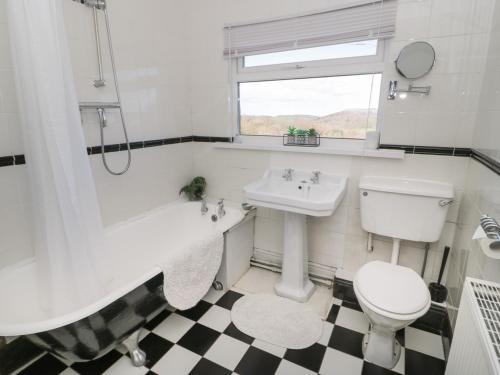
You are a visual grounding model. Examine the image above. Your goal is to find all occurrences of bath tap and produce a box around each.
[282,168,294,181]
[201,194,208,215]
[217,199,226,218]
[310,171,321,184]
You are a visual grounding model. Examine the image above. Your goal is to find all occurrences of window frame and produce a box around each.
[231,40,386,142]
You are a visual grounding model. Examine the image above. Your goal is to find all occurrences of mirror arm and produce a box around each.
[387,80,431,100]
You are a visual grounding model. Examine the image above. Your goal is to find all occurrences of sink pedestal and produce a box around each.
[275,212,315,302]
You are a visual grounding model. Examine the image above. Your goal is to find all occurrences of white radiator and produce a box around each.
[446,278,500,375]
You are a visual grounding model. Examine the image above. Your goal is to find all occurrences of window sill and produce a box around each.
[212,142,405,159]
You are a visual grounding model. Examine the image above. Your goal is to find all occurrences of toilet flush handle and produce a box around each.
[438,199,453,207]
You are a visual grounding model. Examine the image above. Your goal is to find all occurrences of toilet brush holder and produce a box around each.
[428,246,450,303]
[429,282,447,303]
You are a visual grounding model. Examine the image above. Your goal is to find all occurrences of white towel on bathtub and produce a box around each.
[160,232,224,310]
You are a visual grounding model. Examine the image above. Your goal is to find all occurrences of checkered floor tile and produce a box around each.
[11,289,447,375]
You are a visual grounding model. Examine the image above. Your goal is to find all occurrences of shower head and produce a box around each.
[83,0,106,10]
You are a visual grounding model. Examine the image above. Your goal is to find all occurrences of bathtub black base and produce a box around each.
[26,273,167,363]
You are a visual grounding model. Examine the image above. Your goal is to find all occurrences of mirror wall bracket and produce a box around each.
[387,80,431,100]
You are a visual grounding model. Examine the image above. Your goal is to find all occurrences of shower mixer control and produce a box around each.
[217,199,226,218]
[97,108,107,128]
[201,195,208,215]
[84,0,106,10]
[93,79,106,88]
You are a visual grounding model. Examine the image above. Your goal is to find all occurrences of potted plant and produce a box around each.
[295,128,308,144]
[307,128,318,145]
[179,176,207,201]
[287,126,297,144]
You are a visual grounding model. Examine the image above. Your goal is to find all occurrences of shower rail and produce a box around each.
[79,102,121,110]
[92,5,105,87]
[75,0,132,175]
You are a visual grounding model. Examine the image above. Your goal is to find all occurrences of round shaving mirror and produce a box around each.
[395,41,435,80]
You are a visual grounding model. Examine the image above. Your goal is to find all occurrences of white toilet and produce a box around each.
[355,176,454,369]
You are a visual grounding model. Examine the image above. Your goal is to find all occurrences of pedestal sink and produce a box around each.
[244,169,348,302]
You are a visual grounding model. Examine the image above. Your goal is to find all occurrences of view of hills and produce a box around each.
[240,108,377,139]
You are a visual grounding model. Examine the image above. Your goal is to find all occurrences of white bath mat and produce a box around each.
[231,294,322,349]
[233,267,334,319]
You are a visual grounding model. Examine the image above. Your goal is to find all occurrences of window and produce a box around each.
[235,41,384,140]
[239,74,381,139]
[224,1,396,141]
[244,40,378,68]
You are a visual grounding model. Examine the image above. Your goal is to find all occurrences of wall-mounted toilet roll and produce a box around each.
[472,224,500,259]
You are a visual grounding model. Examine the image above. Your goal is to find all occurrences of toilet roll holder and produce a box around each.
[477,215,500,258]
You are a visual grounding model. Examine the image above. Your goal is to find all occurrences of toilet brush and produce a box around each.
[428,246,450,303]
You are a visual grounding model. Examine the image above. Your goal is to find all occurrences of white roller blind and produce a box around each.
[224,0,397,58]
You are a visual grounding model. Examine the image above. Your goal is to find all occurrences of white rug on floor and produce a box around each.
[231,293,323,349]
[233,267,335,320]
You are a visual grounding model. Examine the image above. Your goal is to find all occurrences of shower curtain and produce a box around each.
[7,0,110,315]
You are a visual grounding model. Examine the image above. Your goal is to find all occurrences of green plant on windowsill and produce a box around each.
[307,128,318,144]
[307,128,318,136]
[179,176,207,201]
[295,128,308,143]
[295,129,308,136]
[284,126,319,146]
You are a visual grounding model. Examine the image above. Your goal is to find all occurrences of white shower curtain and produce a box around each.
[7,0,111,315]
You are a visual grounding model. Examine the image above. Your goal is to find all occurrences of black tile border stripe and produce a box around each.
[379,144,473,157]
[1,136,233,168]
[0,156,14,167]
[1,139,499,179]
[379,144,500,177]
[333,276,453,359]
[471,149,500,175]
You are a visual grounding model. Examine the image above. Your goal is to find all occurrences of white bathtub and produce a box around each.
[0,200,244,337]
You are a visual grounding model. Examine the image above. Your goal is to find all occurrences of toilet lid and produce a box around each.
[355,261,430,315]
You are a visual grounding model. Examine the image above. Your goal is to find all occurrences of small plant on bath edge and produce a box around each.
[179,176,207,201]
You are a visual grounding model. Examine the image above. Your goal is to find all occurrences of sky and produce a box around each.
[239,41,381,117]
[239,74,381,117]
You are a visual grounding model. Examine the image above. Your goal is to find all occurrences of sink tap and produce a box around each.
[282,168,294,181]
[310,171,321,184]
[201,194,208,215]
[217,198,226,218]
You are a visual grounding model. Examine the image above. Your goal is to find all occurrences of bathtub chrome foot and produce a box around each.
[121,330,146,367]
[212,280,224,291]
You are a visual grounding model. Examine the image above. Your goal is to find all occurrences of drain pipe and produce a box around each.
[249,258,334,288]
[421,243,430,277]
[367,232,374,252]
[391,238,401,264]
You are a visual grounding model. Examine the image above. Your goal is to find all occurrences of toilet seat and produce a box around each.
[354,261,430,319]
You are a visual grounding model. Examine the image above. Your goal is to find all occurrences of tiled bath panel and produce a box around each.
[5,287,448,375]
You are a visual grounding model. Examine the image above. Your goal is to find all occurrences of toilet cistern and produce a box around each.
[355,176,454,369]
[244,169,347,302]
[360,176,454,263]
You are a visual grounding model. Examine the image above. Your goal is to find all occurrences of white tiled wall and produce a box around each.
[186,0,496,149]
[0,0,498,291]
[380,0,496,148]
[445,0,500,329]
[0,0,194,268]
[187,0,493,282]
[445,159,500,328]
[193,144,468,282]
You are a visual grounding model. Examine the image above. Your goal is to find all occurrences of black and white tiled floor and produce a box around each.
[12,288,447,375]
